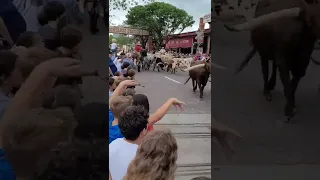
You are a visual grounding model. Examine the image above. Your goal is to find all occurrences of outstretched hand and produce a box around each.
[212,122,242,159]
[170,98,186,112]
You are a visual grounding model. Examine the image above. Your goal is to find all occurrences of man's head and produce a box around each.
[127,69,135,78]
[109,77,116,91]
[16,31,44,48]
[0,50,23,89]
[122,88,136,97]
[109,96,133,119]
[118,105,149,141]
[38,1,66,25]
[60,25,83,51]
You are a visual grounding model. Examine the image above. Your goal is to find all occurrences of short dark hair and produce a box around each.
[60,25,83,49]
[133,94,150,112]
[16,31,39,48]
[121,62,130,69]
[109,77,115,87]
[0,50,18,85]
[38,1,66,25]
[32,138,109,180]
[113,71,121,76]
[127,69,135,77]
[119,105,149,141]
[74,103,109,140]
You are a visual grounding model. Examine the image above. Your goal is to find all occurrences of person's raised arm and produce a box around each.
[0,58,81,137]
[109,80,136,103]
[148,98,185,125]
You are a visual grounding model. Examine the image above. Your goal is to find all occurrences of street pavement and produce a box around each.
[211,21,320,178]
[77,18,212,179]
[135,70,212,179]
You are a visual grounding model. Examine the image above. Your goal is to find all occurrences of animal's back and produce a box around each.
[251,0,305,55]
[254,0,300,17]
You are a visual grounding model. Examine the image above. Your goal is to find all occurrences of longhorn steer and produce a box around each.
[184,60,211,99]
[224,0,320,122]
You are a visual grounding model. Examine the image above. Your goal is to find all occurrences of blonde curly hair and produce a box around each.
[123,130,178,180]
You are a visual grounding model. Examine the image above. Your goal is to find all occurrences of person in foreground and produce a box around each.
[109,79,186,143]
[109,105,149,180]
[0,57,86,179]
[123,130,178,180]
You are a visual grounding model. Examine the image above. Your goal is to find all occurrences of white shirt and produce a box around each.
[111,43,117,50]
[113,58,123,72]
[160,48,166,54]
[109,138,138,180]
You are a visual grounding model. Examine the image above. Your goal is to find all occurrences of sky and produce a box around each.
[109,0,211,34]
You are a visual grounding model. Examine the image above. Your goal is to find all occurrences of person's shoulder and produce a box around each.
[109,138,124,149]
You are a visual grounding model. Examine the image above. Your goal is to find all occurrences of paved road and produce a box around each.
[135,70,211,114]
[211,21,320,169]
[77,18,211,179]
[135,70,212,179]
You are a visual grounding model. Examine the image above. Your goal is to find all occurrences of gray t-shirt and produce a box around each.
[0,92,11,119]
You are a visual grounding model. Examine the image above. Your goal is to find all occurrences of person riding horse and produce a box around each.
[133,42,145,72]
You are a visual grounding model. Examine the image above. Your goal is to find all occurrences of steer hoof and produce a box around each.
[263,91,272,101]
[265,94,272,101]
[284,108,297,123]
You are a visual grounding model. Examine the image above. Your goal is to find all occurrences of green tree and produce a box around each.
[109,34,114,44]
[114,35,134,46]
[125,2,195,49]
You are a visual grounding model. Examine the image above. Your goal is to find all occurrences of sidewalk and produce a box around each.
[154,114,212,179]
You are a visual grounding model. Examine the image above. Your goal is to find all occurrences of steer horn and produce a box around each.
[182,64,205,72]
[224,7,301,32]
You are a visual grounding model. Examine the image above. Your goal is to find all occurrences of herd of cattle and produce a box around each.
[139,51,211,99]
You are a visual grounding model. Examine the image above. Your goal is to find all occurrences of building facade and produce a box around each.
[163,28,211,54]
[162,14,211,55]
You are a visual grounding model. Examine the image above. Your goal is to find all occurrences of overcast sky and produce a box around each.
[109,0,210,33]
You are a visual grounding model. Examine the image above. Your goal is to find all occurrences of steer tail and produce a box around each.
[184,76,191,85]
[311,56,320,65]
[234,47,257,74]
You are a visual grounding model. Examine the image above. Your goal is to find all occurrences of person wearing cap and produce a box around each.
[109,50,117,76]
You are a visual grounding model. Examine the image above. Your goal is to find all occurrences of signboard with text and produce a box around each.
[109,26,149,36]
[203,13,211,23]
[165,38,193,49]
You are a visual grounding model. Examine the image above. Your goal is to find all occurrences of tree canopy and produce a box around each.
[109,34,134,46]
[125,2,195,49]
